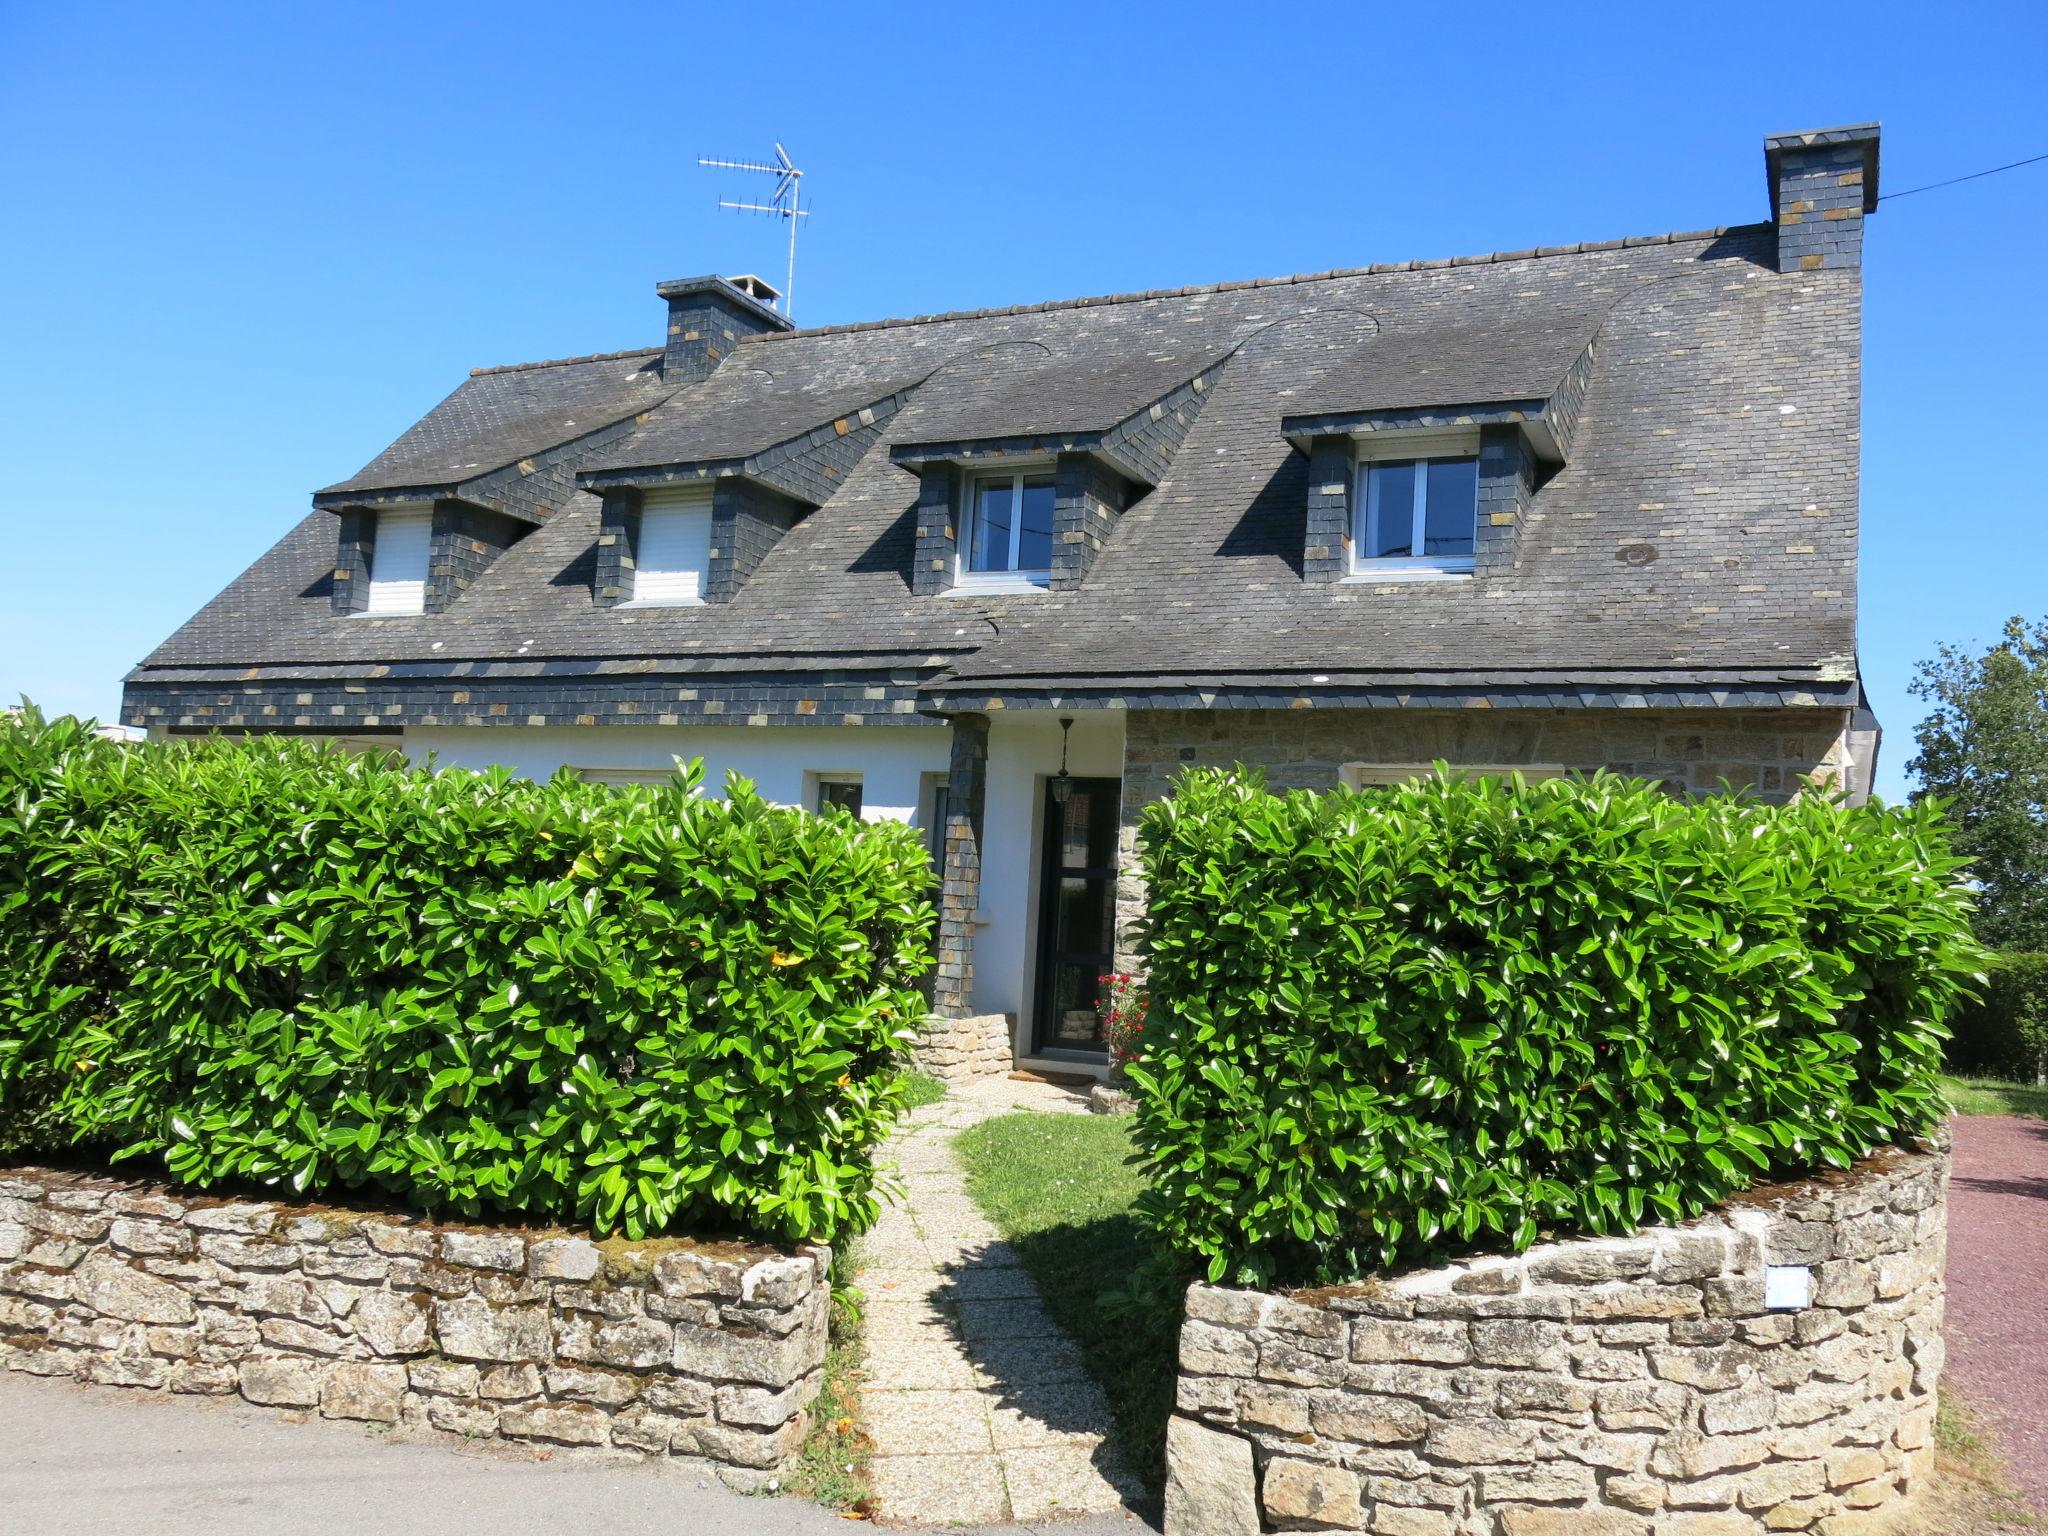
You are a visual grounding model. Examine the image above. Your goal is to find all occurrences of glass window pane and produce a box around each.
[971,479,1015,571]
[1364,461,1417,558]
[817,779,863,817]
[1422,458,1478,557]
[1017,475,1056,571]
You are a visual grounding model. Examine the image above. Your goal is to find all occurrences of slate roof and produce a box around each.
[1285,310,1602,417]
[134,221,1863,706]
[891,347,1232,446]
[317,349,672,497]
[580,371,927,477]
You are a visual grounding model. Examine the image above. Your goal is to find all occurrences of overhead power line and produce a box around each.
[1882,150,2048,202]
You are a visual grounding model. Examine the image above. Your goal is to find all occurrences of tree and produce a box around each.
[1909,615,2048,951]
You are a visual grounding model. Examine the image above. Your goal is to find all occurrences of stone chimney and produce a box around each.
[1766,124,1881,273]
[656,275,793,383]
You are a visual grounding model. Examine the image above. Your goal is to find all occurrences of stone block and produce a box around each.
[1262,1457,1363,1529]
[322,1362,407,1422]
[499,1402,611,1447]
[185,1204,276,1236]
[1472,1319,1569,1370]
[545,1365,641,1406]
[1307,1388,1426,1444]
[1496,1509,1649,1536]
[408,1358,480,1397]
[1164,1416,1260,1536]
[353,1291,430,1357]
[528,1238,601,1282]
[433,1297,550,1362]
[1351,1318,1470,1365]
[427,1398,499,1438]
[441,1232,525,1271]
[479,1362,542,1400]
[238,1357,325,1407]
[74,1256,196,1325]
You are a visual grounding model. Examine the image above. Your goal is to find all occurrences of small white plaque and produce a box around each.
[1764,1264,1813,1311]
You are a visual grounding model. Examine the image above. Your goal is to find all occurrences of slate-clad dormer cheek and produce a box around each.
[890,349,1228,596]
[327,499,528,616]
[1283,317,1598,585]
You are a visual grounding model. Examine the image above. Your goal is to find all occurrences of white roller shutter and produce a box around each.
[364,508,432,615]
[633,486,712,604]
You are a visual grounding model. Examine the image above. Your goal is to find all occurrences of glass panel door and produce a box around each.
[1032,778,1121,1056]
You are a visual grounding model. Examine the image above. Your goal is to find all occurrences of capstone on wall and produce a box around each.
[1113,708,1856,971]
[1165,1143,1947,1536]
[0,1167,828,1490]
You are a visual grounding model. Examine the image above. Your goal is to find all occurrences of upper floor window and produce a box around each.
[960,467,1055,588]
[1353,447,1478,578]
[364,508,431,615]
[631,485,712,605]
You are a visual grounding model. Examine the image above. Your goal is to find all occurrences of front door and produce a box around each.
[1032,777,1121,1058]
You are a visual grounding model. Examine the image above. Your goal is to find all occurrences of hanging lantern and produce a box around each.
[1051,716,1076,805]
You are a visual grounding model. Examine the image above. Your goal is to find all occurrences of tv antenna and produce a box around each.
[697,142,809,318]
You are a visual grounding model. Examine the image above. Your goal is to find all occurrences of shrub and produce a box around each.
[1127,767,1985,1287]
[0,710,934,1244]
[1945,952,2048,1083]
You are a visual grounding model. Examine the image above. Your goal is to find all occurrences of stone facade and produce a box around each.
[0,1166,828,1490]
[1165,1143,1947,1536]
[1113,708,1858,971]
[931,713,990,1017]
[911,1011,1011,1082]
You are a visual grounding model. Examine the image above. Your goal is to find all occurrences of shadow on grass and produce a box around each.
[948,1111,1182,1500]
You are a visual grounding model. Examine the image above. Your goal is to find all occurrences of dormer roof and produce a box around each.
[313,349,673,513]
[1280,310,1603,462]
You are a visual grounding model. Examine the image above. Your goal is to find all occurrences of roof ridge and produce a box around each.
[470,346,662,378]
[743,224,1758,343]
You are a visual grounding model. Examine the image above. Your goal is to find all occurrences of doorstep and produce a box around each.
[1009,1055,1111,1084]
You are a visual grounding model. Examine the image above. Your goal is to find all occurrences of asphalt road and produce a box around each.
[0,1370,1152,1536]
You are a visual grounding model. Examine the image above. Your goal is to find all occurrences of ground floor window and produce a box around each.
[813,774,864,817]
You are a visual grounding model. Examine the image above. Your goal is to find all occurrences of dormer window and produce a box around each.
[363,508,431,614]
[1352,433,1479,579]
[960,467,1056,589]
[630,485,712,605]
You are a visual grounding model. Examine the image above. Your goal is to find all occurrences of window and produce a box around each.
[814,775,863,817]
[363,508,432,615]
[960,467,1055,586]
[1353,444,1479,577]
[631,485,712,605]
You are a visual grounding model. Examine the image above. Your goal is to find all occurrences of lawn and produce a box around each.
[952,1111,1179,1491]
[1945,1075,2048,1119]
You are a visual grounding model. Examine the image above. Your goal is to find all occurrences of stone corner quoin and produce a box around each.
[1164,1143,1949,1536]
[0,1168,830,1490]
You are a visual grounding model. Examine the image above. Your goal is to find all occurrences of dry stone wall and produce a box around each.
[1167,1144,1947,1536]
[0,1166,828,1489]
[913,1010,1012,1082]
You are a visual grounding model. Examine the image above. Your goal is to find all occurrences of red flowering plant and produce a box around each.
[1097,971,1149,1080]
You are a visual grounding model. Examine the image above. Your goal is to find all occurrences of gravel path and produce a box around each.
[861,1075,1143,1526]
[1944,1113,2048,1515]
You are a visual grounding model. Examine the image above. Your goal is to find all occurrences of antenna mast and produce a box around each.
[696,142,810,318]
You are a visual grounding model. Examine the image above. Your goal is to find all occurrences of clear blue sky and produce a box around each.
[3,1,2043,801]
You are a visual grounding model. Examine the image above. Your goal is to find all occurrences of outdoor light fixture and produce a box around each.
[1051,716,1076,805]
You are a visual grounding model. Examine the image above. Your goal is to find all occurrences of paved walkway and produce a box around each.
[862,1075,1141,1526]
[1945,1113,2048,1517]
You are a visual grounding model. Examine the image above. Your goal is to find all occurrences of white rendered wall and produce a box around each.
[973,712,1126,1043]
[400,725,952,824]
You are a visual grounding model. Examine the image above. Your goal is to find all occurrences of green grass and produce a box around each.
[896,1070,948,1111]
[1945,1074,2048,1119]
[953,1111,1179,1492]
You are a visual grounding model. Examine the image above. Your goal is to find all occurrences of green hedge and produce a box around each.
[1128,768,1983,1287]
[1945,952,2048,1083]
[0,708,934,1243]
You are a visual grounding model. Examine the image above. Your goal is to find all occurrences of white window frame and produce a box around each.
[955,463,1056,592]
[1340,762,1567,790]
[1347,429,1481,582]
[624,485,712,607]
[362,507,432,616]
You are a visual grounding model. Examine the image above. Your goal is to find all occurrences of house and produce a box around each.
[123,125,1884,1081]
